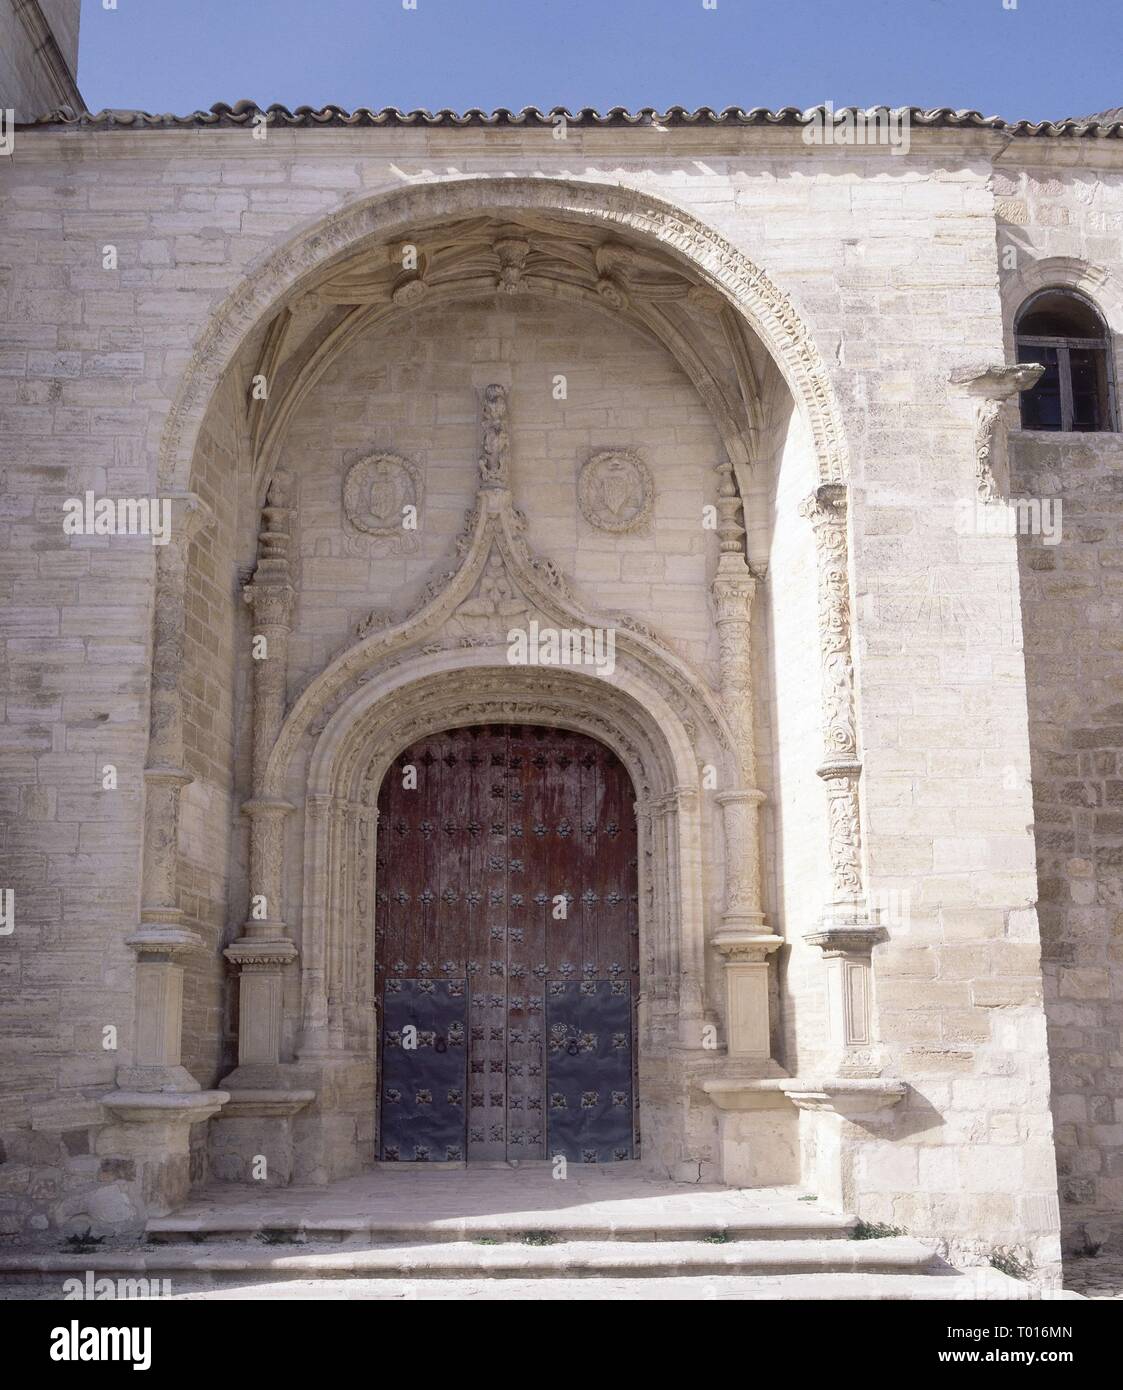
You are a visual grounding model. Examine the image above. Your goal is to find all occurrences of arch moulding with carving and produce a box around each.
[293,657,705,1067]
[158,175,851,496]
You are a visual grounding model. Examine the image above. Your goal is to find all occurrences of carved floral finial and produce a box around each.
[266,466,292,510]
[494,237,531,294]
[479,384,510,488]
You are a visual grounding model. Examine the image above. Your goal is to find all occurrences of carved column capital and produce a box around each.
[804,924,887,958]
[798,481,848,530]
[711,568,756,621]
[711,932,783,962]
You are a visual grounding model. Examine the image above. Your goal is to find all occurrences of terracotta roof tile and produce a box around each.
[19,101,1123,136]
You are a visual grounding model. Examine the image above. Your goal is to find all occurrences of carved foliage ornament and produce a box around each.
[799,485,857,761]
[343,451,422,553]
[579,449,654,533]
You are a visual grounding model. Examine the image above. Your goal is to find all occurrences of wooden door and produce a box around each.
[376,724,639,1163]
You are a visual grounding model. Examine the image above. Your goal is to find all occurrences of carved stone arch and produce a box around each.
[293,655,711,1066]
[310,655,693,808]
[257,432,759,1076]
[160,175,850,493]
[265,484,743,802]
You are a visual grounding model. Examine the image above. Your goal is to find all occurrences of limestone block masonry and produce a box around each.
[2,100,1122,1284]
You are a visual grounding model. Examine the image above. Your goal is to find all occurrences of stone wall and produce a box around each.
[998,160,1123,1251]
[3,120,1117,1259]
[281,294,725,698]
[1012,430,1123,1249]
[178,367,246,1087]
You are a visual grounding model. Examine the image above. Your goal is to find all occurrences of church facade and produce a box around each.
[3,5,1123,1285]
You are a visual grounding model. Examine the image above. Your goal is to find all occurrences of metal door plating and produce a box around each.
[380,979,467,1162]
[376,724,639,1162]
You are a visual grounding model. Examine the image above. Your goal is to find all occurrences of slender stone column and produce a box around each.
[225,470,297,1066]
[798,483,884,1073]
[297,791,333,1058]
[710,461,782,1060]
[798,485,864,913]
[98,493,229,1215]
[670,781,708,1043]
[120,492,213,1092]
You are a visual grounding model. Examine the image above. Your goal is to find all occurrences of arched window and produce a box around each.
[1015,289,1115,432]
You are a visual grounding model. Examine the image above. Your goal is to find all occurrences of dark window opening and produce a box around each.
[1015,289,1115,432]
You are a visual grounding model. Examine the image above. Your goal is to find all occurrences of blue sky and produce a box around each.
[77,0,1120,122]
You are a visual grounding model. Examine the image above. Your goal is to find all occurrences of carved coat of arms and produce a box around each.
[343,451,422,553]
[578,449,654,533]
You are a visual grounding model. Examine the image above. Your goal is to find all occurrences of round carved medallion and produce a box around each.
[578,449,653,533]
[343,451,422,552]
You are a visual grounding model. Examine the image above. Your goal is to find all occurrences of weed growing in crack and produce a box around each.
[63,1228,104,1254]
[851,1220,905,1240]
[989,1250,1032,1280]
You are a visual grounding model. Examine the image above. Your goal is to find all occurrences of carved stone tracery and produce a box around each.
[260,385,784,1074]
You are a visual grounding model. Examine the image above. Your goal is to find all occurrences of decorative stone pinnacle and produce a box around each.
[479,383,510,488]
[494,236,531,293]
[715,461,747,556]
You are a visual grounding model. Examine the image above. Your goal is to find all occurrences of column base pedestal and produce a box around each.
[98,1090,228,1218]
[702,1079,800,1186]
[702,1075,906,1201]
[210,1065,316,1186]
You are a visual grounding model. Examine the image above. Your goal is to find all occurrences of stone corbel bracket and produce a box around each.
[215,1090,316,1120]
[781,1076,907,1125]
[949,362,1045,502]
[703,1075,905,1117]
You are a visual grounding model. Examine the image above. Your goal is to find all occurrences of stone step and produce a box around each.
[144,1207,856,1245]
[161,1270,1047,1301]
[0,1267,1049,1302]
[0,1235,936,1282]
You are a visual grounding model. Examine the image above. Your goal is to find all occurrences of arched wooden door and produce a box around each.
[375,724,639,1163]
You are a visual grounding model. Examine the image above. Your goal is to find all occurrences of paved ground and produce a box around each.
[1062,1258,1123,1300]
[149,1166,846,1237]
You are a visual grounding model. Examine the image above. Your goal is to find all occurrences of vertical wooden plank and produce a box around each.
[469,723,508,1159]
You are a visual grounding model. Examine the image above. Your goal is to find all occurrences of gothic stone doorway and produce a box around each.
[375,724,640,1164]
